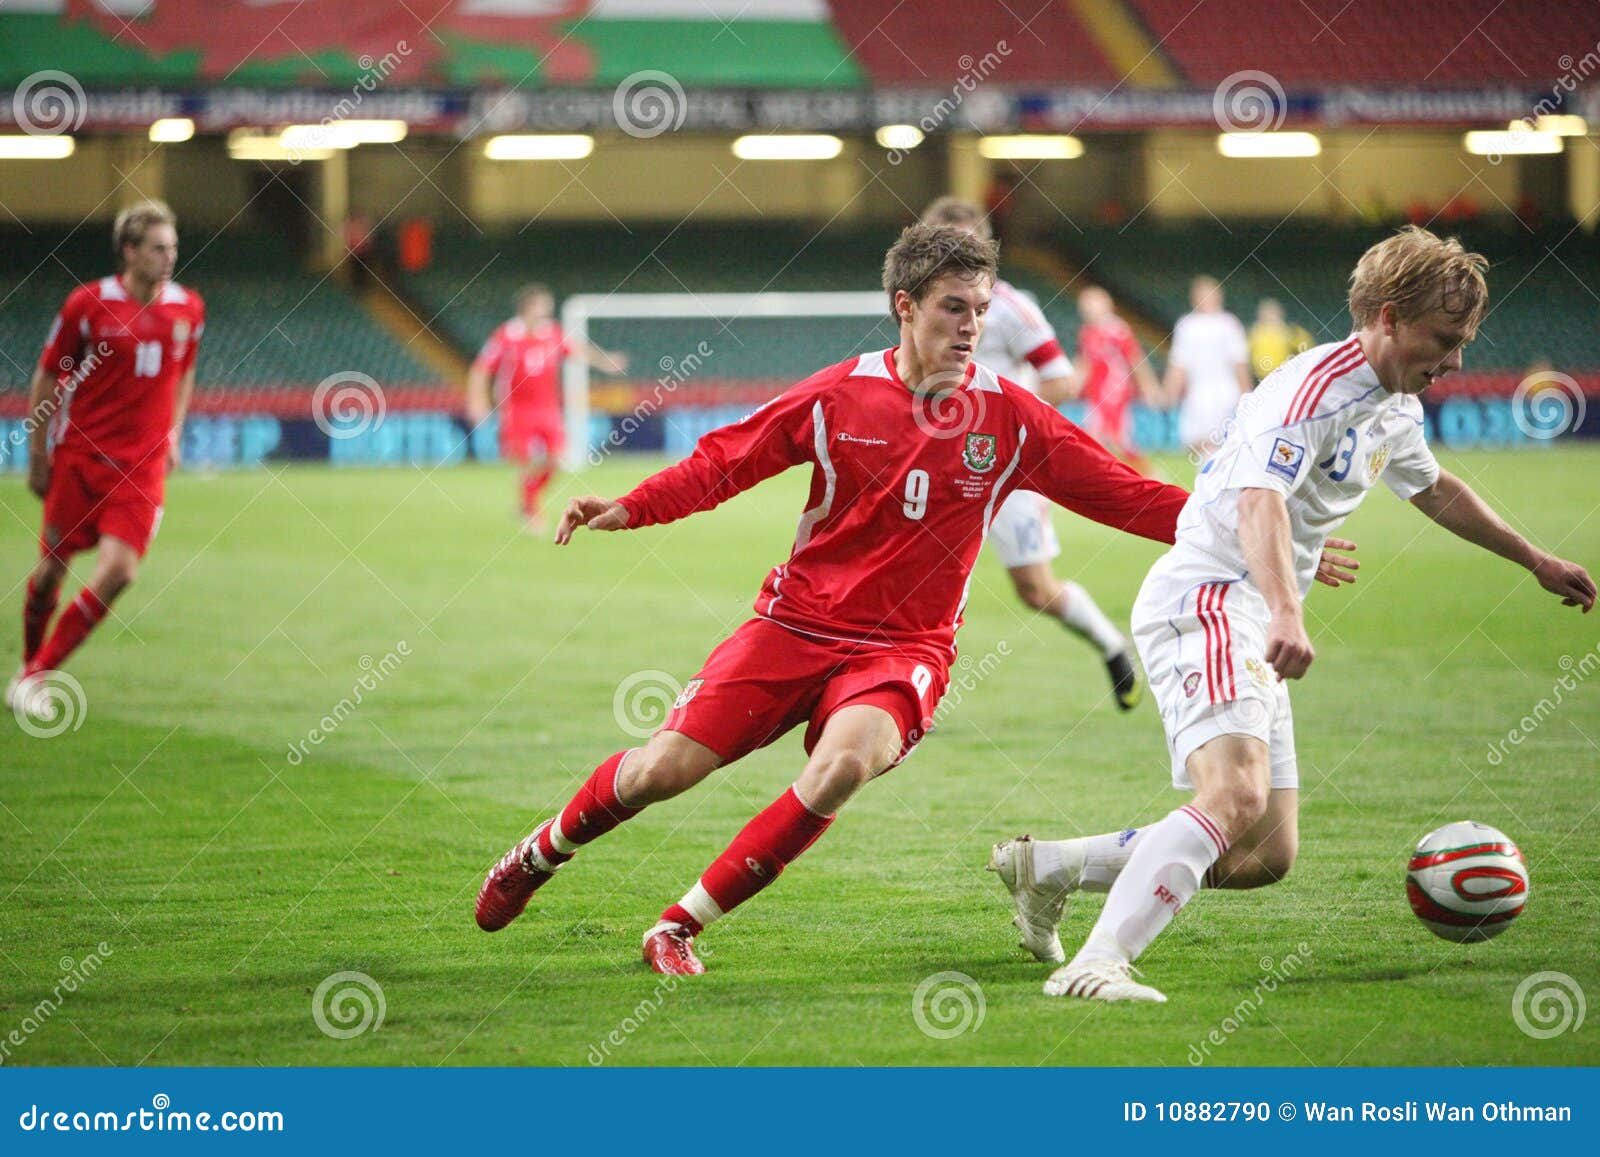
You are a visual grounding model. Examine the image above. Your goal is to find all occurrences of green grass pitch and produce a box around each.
[1,449,1597,1066]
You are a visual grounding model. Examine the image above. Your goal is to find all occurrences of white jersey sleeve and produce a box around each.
[1379,395,1439,499]
[984,281,1071,383]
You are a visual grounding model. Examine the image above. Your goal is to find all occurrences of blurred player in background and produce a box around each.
[475,224,1193,975]
[1072,286,1161,475]
[1248,298,1313,382]
[1164,275,1251,458]
[990,226,1595,1003]
[465,284,628,532]
[922,198,1141,710]
[8,201,203,714]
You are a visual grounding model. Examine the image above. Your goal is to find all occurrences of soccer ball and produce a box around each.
[1406,821,1528,943]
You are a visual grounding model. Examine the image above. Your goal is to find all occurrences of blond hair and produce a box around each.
[919,196,993,242]
[882,223,999,319]
[1348,225,1488,331]
[112,200,176,267]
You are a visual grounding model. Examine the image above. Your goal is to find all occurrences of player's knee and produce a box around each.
[1013,576,1055,612]
[620,739,712,803]
[1206,776,1270,840]
[96,561,137,598]
[800,748,879,811]
[29,557,66,594]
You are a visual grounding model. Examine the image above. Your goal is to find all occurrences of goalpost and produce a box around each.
[560,291,894,471]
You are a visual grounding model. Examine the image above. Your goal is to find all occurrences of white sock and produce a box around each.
[1056,581,1126,657]
[1072,804,1228,967]
[1034,827,1146,893]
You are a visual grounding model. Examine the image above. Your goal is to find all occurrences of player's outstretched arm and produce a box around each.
[1239,487,1316,679]
[1409,470,1596,612]
[555,496,630,544]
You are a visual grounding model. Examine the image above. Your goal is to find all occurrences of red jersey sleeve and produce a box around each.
[38,285,91,380]
[617,378,825,529]
[472,324,507,375]
[1010,388,1188,543]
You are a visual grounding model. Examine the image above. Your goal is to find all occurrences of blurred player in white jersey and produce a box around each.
[1164,275,1251,458]
[922,198,1140,710]
[990,227,1595,1002]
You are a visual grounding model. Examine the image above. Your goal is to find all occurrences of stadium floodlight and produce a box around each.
[148,118,194,143]
[1463,130,1562,156]
[977,135,1083,160]
[227,129,333,161]
[732,134,843,160]
[0,135,75,159]
[559,291,892,471]
[875,125,924,150]
[484,134,594,160]
[1216,131,1321,158]
[281,120,408,148]
[1532,115,1587,136]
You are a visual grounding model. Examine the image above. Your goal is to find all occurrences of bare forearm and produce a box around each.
[1412,471,1543,571]
[466,367,491,413]
[26,368,54,458]
[1037,374,1075,406]
[1238,488,1301,616]
[172,368,196,438]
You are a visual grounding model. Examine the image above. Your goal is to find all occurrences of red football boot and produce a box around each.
[642,923,706,975]
[475,822,560,932]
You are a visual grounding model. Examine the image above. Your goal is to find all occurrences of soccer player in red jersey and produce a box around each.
[465,284,628,532]
[8,201,203,715]
[1073,287,1161,475]
[474,224,1193,975]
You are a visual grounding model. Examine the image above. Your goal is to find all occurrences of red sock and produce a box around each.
[535,750,641,864]
[22,577,60,664]
[661,787,834,935]
[27,588,107,676]
[521,466,554,517]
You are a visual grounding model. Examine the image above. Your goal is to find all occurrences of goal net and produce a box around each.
[560,291,897,471]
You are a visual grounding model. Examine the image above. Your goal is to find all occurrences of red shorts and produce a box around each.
[661,617,950,766]
[500,413,565,464]
[41,454,164,560]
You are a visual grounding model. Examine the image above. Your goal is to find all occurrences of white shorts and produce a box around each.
[987,489,1060,569]
[1132,548,1299,789]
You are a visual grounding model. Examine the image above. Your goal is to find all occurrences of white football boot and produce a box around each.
[986,835,1080,964]
[1044,958,1167,1003]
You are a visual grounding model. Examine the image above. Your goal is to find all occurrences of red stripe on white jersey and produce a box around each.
[1287,340,1364,424]
[1197,584,1219,703]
